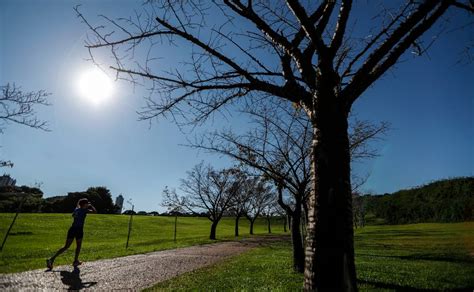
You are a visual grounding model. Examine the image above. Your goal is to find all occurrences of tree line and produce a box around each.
[0,186,118,214]
[355,177,474,225]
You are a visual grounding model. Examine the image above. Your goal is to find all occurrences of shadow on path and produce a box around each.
[59,267,97,290]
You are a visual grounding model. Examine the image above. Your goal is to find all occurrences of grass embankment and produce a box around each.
[149,222,474,291]
[0,213,285,273]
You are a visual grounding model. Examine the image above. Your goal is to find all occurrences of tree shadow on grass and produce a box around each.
[9,231,33,236]
[357,253,473,265]
[358,279,435,291]
[59,267,97,290]
[358,279,473,291]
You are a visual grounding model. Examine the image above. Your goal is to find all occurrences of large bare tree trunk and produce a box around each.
[304,99,356,291]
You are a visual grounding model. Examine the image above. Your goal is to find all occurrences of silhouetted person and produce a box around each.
[47,198,96,269]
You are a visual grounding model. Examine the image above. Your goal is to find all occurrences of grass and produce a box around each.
[2,214,473,291]
[0,213,286,273]
[146,240,302,292]
[149,222,474,291]
[355,222,474,290]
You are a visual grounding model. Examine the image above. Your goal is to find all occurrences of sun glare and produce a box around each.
[78,68,114,105]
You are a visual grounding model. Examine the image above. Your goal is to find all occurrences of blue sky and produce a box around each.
[1,0,472,212]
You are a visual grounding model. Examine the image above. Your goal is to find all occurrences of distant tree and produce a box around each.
[179,163,237,240]
[79,1,474,289]
[0,185,43,212]
[43,186,116,213]
[162,186,187,241]
[262,198,277,234]
[273,201,288,233]
[227,170,251,237]
[122,210,136,215]
[352,192,366,228]
[85,187,115,213]
[245,177,274,235]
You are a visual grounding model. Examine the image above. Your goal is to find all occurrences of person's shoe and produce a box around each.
[72,260,82,267]
[46,259,53,270]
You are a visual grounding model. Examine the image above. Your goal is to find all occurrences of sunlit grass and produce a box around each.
[355,222,474,290]
[149,222,474,291]
[0,213,286,273]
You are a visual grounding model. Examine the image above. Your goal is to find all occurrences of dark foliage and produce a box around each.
[42,187,117,214]
[0,185,44,212]
[363,177,474,224]
[0,186,118,214]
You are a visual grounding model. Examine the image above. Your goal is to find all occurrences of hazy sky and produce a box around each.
[1,0,473,212]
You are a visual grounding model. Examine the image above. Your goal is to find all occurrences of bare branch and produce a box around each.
[0,83,50,132]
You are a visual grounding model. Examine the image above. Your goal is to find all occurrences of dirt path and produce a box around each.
[0,235,287,291]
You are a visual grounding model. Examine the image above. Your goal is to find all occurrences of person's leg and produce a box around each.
[49,237,74,263]
[73,238,82,265]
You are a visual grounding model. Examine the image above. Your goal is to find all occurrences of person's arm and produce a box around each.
[88,204,97,213]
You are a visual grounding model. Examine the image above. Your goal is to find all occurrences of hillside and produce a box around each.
[362,177,474,224]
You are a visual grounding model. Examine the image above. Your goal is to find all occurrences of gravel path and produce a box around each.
[0,235,287,291]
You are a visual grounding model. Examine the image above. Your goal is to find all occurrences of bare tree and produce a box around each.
[179,163,236,240]
[262,197,278,234]
[78,1,473,290]
[194,101,311,272]
[0,83,49,132]
[244,176,273,235]
[352,192,366,229]
[228,169,251,237]
[161,186,186,241]
[1,83,50,167]
[273,200,288,233]
[191,100,388,272]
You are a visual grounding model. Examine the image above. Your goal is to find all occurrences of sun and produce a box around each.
[77,68,114,104]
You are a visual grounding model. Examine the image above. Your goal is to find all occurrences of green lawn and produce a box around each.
[0,213,286,273]
[2,214,473,291]
[150,222,474,291]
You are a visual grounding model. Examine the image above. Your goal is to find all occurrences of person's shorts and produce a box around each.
[67,226,84,240]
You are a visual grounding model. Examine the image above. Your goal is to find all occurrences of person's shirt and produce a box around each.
[71,207,88,228]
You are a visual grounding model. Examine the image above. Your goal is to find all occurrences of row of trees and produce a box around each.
[78,1,473,290]
[162,164,278,240]
[0,186,118,214]
[163,99,388,273]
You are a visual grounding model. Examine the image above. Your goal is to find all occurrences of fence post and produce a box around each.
[1,197,26,251]
[126,204,134,249]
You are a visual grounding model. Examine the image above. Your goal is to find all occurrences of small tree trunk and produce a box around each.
[249,219,255,235]
[210,220,218,240]
[288,214,291,231]
[235,215,240,237]
[283,215,287,232]
[267,215,271,234]
[174,215,177,242]
[291,201,305,273]
[304,101,357,291]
